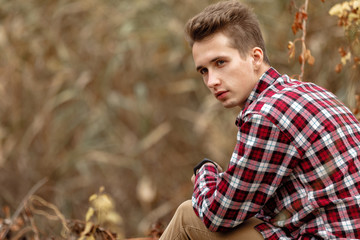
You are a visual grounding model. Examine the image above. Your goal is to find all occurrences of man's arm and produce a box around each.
[191,159,223,184]
[192,114,300,232]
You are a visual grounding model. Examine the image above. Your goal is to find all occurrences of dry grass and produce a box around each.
[0,0,358,238]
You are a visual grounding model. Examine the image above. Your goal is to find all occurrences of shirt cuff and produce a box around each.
[193,158,217,175]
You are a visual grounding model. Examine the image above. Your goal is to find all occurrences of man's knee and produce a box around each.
[174,200,200,225]
[176,200,194,217]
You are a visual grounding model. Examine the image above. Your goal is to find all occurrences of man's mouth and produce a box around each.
[215,91,228,100]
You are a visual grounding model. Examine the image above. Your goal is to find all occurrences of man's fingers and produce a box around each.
[191,174,196,184]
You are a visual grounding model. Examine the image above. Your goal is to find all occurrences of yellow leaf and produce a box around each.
[78,222,94,240]
[85,207,94,222]
[341,52,352,65]
[287,41,295,59]
[342,1,351,12]
[91,194,114,211]
[348,13,359,22]
[105,211,123,225]
[287,41,294,50]
[329,3,343,16]
[89,194,97,202]
[353,0,360,9]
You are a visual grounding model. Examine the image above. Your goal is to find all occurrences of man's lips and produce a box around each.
[215,90,228,100]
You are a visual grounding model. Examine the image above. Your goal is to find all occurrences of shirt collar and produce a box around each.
[236,67,281,126]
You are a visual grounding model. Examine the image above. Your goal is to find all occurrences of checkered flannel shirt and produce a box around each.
[192,67,360,239]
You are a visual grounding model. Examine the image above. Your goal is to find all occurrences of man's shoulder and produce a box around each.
[247,78,303,112]
[243,77,333,123]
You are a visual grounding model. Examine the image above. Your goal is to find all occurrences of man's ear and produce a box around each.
[251,47,264,70]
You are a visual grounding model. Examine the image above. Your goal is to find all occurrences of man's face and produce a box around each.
[192,32,260,109]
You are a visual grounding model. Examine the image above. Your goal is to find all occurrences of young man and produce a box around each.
[160,1,360,239]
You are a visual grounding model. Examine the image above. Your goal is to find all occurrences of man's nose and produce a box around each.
[206,72,221,88]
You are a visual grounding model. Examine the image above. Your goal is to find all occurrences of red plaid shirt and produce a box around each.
[192,67,360,239]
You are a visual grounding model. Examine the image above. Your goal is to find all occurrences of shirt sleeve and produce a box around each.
[192,114,301,232]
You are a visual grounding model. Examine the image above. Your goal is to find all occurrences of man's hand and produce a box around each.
[191,162,223,184]
[191,174,196,184]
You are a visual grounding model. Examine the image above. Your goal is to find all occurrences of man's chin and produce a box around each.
[221,102,237,109]
[221,99,244,109]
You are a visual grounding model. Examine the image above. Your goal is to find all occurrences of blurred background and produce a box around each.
[0,0,358,238]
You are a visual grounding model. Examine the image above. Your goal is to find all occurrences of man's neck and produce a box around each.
[256,64,271,80]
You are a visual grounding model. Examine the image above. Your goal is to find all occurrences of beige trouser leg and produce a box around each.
[159,200,264,240]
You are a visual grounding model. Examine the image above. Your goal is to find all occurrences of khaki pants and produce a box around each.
[159,200,264,240]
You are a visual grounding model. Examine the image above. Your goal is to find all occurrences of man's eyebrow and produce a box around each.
[196,65,203,72]
[195,57,224,72]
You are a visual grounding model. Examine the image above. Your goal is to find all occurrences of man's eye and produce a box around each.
[200,68,208,75]
[216,60,225,66]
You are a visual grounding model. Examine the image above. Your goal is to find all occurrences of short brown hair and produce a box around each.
[185,0,270,64]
